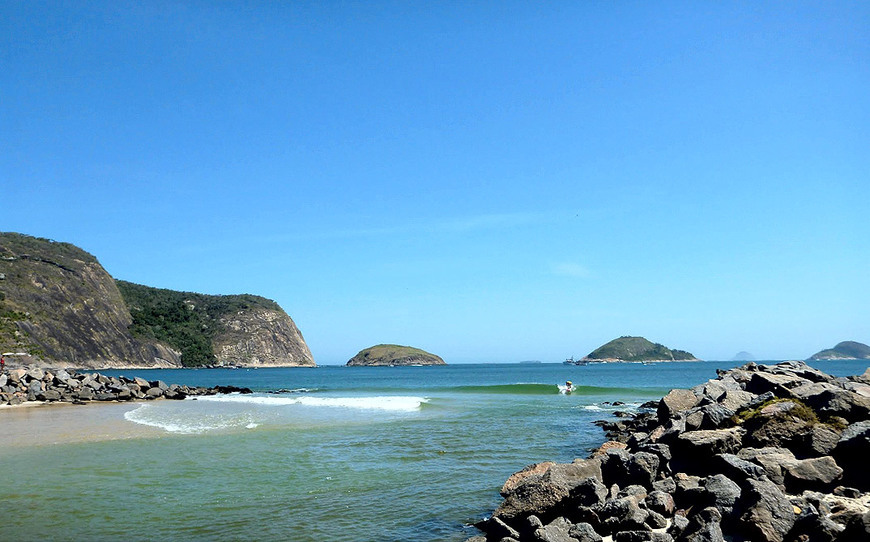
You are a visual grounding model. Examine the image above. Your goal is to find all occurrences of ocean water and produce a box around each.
[1,360,866,541]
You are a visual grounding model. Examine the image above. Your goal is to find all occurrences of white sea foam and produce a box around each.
[124,404,235,434]
[584,405,602,411]
[192,394,428,412]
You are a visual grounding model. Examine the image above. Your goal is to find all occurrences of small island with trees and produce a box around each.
[808,340,870,361]
[346,344,446,367]
[573,336,700,363]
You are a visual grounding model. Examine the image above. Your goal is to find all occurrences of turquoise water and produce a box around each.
[2,360,866,541]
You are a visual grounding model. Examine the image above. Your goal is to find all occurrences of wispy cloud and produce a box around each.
[174,211,555,255]
[552,262,591,278]
[430,212,546,234]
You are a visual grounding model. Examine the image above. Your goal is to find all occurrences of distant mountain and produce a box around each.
[581,336,700,363]
[732,351,756,361]
[347,344,445,366]
[807,341,870,361]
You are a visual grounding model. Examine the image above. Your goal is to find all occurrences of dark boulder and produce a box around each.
[534,516,574,542]
[643,490,675,517]
[745,372,807,398]
[681,506,725,542]
[494,461,604,524]
[703,474,741,518]
[672,428,745,474]
[712,453,766,484]
[613,531,673,542]
[658,389,698,422]
[832,421,870,490]
[567,522,602,542]
[737,478,795,542]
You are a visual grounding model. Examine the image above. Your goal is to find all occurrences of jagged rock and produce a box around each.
[534,516,573,542]
[644,510,667,529]
[567,522,602,542]
[712,453,766,484]
[703,474,741,517]
[38,389,61,401]
[781,456,843,492]
[658,389,698,421]
[483,516,520,541]
[644,490,675,517]
[627,452,660,489]
[738,478,795,542]
[672,428,745,474]
[7,368,26,383]
[764,361,832,383]
[840,510,870,539]
[745,372,807,398]
[598,496,649,533]
[698,404,735,430]
[718,389,755,412]
[613,531,673,542]
[666,514,689,538]
[801,387,870,422]
[501,463,556,495]
[494,461,603,523]
[681,507,725,542]
[736,447,793,486]
[743,410,813,450]
[832,421,870,490]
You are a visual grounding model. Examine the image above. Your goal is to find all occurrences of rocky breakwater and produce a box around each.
[0,367,251,405]
[468,361,870,542]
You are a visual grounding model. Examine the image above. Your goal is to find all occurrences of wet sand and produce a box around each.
[0,401,166,449]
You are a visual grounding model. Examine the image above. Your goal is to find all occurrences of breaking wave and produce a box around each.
[193,393,429,412]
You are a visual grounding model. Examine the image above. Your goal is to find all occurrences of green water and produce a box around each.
[2,361,865,541]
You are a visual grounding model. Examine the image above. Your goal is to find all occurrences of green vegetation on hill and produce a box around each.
[116,281,281,367]
[583,336,698,362]
[808,341,870,361]
[347,344,446,366]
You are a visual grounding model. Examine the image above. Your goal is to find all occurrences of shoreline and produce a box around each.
[0,400,165,449]
[468,360,870,541]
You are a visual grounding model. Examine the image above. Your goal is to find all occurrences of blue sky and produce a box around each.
[2,2,868,364]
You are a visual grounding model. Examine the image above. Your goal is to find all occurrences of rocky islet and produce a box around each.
[468,361,870,542]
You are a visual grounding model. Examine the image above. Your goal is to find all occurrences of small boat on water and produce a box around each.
[563,357,588,366]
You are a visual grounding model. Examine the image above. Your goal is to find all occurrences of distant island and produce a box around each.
[579,336,699,363]
[731,351,756,361]
[346,344,446,366]
[808,340,870,361]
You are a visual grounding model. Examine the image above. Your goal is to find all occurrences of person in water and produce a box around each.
[565,380,573,392]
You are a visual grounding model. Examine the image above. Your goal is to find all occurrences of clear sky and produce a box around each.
[2,2,868,364]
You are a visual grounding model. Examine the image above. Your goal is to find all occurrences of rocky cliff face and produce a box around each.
[215,307,315,367]
[0,233,180,368]
[0,232,315,369]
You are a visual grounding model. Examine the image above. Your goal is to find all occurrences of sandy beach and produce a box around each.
[0,401,165,449]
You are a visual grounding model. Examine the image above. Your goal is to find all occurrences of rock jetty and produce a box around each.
[0,367,251,406]
[468,361,870,542]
